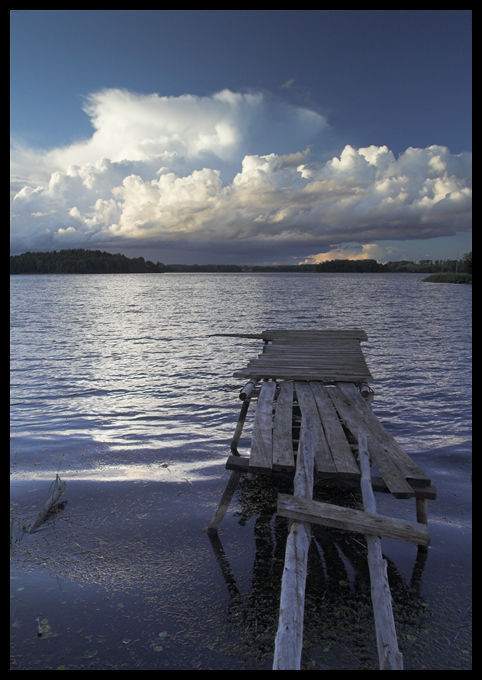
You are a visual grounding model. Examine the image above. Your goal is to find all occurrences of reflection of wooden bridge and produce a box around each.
[208,330,437,670]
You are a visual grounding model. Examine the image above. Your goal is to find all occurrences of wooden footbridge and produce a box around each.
[207,330,437,670]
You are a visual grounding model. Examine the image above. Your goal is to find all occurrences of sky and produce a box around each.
[10,10,472,265]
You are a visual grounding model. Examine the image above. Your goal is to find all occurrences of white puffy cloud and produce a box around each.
[10,88,471,261]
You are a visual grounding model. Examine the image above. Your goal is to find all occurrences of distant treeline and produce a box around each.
[9,249,165,274]
[10,248,472,275]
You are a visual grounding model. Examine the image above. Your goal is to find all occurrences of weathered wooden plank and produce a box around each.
[295,382,337,477]
[231,329,373,384]
[233,369,373,382]
[249,380,276,472]
[277,494,430,546]
[273,380,315,671]
[270,349,363,355]
[327,384,415,498]
[270,345,362,350]
[272,521,310,670]
[263,328,368,342]
[358,432,404,669]
[272,381,295,472]
[246,364,370,375]
[262,342,364,349]
[268,342,362,347]
[269,348,364,355]
[270,345,364,351]
[336,382,431,486]
[259,357,368,365]
[310,382,360,480]
[251,356,369,365]
[259,361,368,368]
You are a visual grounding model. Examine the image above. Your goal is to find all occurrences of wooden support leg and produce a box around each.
[416,497,428,525]
[415,497,429,551]
[359,432,404,670]
[207,471,243,535]
[230,398,251,454]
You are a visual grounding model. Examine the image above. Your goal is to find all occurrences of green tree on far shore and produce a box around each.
[10,249,165,274]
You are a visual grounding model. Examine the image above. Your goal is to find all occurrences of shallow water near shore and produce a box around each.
[10,273,471,669]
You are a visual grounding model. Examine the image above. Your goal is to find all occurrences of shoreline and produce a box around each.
[10,443,472,670]
[422,273,472,283]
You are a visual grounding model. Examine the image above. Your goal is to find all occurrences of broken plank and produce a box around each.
[327,384,415,498]
[295,382,337,477]
[310,382,360,480]
[277,494,430,546]
[336,382,431,486]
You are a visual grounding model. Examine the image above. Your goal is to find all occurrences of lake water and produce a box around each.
[10,272,472,477]
[10,273,472,670]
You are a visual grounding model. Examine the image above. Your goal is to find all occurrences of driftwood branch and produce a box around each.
[28,485,65,534]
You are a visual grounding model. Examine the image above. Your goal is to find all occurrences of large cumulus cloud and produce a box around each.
[10,88,471,261]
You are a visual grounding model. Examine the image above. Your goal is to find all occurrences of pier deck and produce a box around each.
[207,330,437,670]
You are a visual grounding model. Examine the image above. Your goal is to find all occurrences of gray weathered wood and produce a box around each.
[272,381,295,472]
[239,379,259,401]
[273,382,316,670]
[327,384,415,498]
[272,522,311,670]
[263,329,368,342]
[212,329,368,340]
[359,432,404,670]
[337,382,430,486]
[416,497,428,525]
[295,382,337,477]
[232,329,373,383]
[276,494,430,546]
[230,398,251,455]
[310,382,360,480]
[249,380,277,472]
[233,369,373,382]
[28,486,64,534]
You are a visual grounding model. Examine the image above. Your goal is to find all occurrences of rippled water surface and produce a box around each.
[10,272,471,478]
[10,273,472,670]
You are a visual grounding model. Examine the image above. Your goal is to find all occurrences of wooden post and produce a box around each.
[231,380,259,453]
[231,399,251,454]
[239,379,259,401]
[416,497,428,525]
[358,432,403,670]
[207,471,243,535]
[273,392,315,670]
